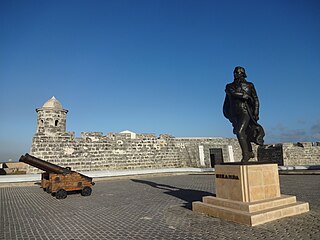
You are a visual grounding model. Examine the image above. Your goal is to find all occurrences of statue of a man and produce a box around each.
[223,66,265,163]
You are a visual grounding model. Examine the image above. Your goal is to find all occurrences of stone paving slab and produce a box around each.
[0,174,319,240]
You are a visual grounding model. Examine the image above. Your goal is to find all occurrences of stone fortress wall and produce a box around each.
[27,97,320,173]
[29,131,241,173]
[28,97,242,173]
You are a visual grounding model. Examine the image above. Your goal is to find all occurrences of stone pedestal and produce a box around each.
[193,163,309,226]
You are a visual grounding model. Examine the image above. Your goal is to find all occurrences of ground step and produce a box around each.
[203,194,297,213]
[193,195,309,226]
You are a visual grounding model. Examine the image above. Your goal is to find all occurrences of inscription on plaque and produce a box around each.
[216,174,239,180]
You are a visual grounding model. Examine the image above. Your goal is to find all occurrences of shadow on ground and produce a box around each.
[131,179,214,209]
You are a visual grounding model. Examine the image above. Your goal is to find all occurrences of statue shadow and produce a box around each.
[131,179,214,209]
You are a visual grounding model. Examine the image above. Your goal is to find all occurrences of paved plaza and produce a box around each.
[0,173,319,240]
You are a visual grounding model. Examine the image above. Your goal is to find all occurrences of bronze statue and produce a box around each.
[223,66,265,163]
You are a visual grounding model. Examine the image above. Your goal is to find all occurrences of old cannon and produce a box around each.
[19,154,95,199]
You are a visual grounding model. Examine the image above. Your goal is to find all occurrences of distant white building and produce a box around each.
[119,130,137,139]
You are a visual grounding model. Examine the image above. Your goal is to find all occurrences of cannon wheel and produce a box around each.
[56,189,67,199]
[81,186,92,196]
[46,187,51,194]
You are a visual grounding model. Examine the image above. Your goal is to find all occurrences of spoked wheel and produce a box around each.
[81,186,92,196]
[56,189,67,199]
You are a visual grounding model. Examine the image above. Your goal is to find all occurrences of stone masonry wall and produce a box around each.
[28,132,242,173]
[27,97,320,173]
[170,137,244,166]
[29,131,320,174]
[36,108,67,135]
[282,142,320,166]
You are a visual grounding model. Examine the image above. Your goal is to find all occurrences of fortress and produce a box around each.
[27,97,320,173]
[28,97,242,173]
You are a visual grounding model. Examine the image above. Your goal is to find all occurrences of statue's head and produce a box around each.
[233,66,247,79]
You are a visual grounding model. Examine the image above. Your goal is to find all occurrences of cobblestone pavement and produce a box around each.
[0,174,319,240]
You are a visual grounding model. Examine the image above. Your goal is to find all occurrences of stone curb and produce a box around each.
[1,166,319,185]
[0,167,214,183]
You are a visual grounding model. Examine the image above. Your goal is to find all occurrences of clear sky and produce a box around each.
[1,0,320,161]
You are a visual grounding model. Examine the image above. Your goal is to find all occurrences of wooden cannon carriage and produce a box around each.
[19,154,95,199]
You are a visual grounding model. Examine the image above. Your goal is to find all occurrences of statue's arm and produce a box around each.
[225,84,249,99]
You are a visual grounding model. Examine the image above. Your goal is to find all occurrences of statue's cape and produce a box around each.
[223,95,231,121]
[244,101,265,146]
[247,120,265,146]
[223,94,265,146]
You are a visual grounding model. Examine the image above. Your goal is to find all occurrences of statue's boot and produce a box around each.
[247,138,254,158]
[237,136,254,163]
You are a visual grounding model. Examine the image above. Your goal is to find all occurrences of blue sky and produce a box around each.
[1,0,320,161]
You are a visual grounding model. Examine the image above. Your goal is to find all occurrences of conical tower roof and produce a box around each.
[42,96,63,109]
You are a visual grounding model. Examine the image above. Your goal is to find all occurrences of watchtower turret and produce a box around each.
[36,96,68,135]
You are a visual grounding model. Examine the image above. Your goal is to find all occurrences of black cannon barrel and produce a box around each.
[19,154,71,174]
